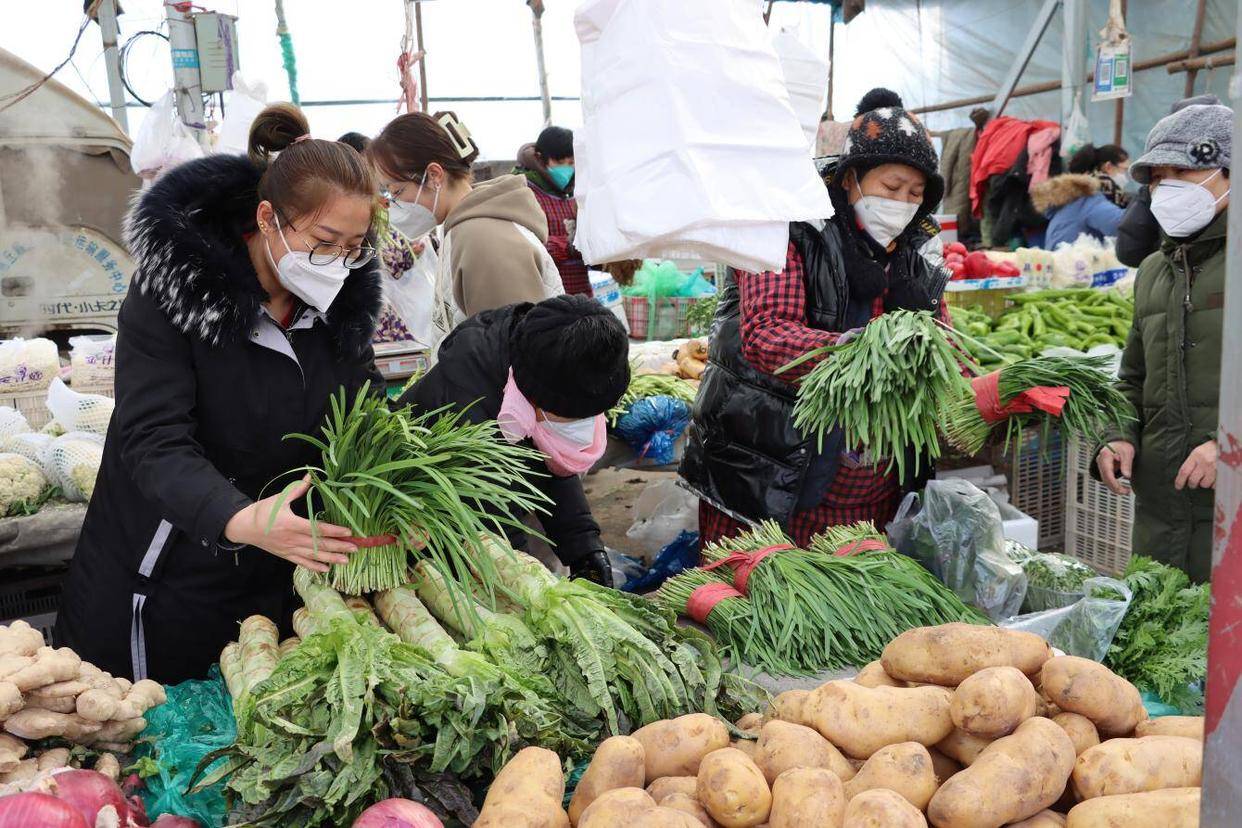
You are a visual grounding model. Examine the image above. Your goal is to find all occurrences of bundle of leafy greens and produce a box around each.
[607,371,698,425]
[475,534,766,734]
[278,384,551,595]
[1104,555,1209,713]
[777,309,974,482]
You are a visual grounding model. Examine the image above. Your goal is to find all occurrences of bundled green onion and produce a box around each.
[940,353,1134,455]
[778,310,974,483]
[608,371,698,425]
[277,385,551,595]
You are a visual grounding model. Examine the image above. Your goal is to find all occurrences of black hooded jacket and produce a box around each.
[399,303,603,566]
[56,154,383,683]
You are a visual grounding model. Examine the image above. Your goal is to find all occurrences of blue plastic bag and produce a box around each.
[613,396,691,465]
[622,531,701,593]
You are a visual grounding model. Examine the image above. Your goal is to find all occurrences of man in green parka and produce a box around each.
[1095,102,1230,583]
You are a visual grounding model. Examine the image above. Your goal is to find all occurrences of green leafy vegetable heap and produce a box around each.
[1105,555,1209,713]
[607,371,698,425]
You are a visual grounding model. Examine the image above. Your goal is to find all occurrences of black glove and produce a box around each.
[569,550,614,588]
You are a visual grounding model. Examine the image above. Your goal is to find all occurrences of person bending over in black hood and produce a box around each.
[400,295,630,586]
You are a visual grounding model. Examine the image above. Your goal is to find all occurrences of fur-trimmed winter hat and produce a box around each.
[836,88,944,214]
[511,295,630,419]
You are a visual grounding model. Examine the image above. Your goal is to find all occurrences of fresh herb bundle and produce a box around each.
[1105,555,1209,712]
[778,310,973,482]
[940,353,1134,455]
[278,385,550,595]
[608,371,698,425]
[686,294,719,337]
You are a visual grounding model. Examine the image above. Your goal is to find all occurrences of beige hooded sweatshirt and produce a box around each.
[430,174,564,352]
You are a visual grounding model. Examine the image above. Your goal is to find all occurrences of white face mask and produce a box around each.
[539,415,597,449]
[387,179,440,239]
[853,180,921,247]
[265,215,350,312]
[1109,171,1129,190]
[1150,169,1229,238]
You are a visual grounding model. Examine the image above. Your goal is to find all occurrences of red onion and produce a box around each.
[151,816,201,827]
[0,792,90,828]
[51,770,130,826]
[351,798,444,828]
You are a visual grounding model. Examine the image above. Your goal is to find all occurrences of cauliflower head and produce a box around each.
[0,452,47,515]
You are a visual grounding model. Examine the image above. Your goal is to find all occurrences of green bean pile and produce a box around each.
[940,353,1134,455]
[779,310,974,483]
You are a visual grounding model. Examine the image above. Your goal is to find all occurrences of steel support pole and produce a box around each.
[164,2,205,130]
[98,0,128,132]
[989,0,1061,117]
[1061,0,1088,132]
[1201,0,1242,819]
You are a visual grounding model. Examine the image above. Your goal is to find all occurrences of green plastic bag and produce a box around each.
[133,666,236,827]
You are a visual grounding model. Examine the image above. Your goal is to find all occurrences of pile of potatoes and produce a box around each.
[476,624,1205,828]
[0,619,167,784]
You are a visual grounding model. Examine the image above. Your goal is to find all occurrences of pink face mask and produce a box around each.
[497,370,607,476]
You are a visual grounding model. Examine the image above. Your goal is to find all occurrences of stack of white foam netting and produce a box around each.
[572,0,832,273]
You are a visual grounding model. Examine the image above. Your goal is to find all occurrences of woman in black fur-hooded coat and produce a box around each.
[56,105,384,683]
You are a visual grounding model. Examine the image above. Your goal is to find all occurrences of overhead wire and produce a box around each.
[119,29,170,107]
[0,15,92,112]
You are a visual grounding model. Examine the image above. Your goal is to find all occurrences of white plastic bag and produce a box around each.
[382,241,438,348]
[45,377,114,437]
[130,91,204,183]
[0,338,60,391]
[772,28,829,151]
[626,479,699,557]
[0,408,30,441]
[69,335,116,390]
[573,0,832,272]
[1002,577,1132,661]
[216,73,270,156]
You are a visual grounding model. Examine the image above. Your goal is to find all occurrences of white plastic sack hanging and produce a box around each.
[772,28,829,151]
[382,241,438,349]
[573,0,832,273]
[217,73,270,156]
[131,91,205,184]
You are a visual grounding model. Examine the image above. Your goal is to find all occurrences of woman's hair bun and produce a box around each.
[855,87,904,116]
[248,103,311,163]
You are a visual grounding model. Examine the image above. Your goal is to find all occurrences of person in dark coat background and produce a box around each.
[57,104,385,683]
[1116,93,1222,266]
[401,296,629,586]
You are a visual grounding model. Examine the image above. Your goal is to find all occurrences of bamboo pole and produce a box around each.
[1185,0,1209,96]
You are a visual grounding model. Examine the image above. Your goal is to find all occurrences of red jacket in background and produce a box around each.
[969,116,1058,215]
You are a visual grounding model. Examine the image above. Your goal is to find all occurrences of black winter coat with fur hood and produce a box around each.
[56,154,383,683]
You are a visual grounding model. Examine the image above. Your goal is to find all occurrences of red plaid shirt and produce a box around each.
[699,240,952,548]
[526,180,591,297]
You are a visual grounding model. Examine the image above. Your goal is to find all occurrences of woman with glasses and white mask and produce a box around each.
[368,111,563,354]
[57,104,386,683]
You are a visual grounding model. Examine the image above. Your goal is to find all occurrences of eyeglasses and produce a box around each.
[308,241,376,269]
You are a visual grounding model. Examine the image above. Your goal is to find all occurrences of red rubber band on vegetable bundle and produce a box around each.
[686,582,744,624]
[971,371,1071,425]
[834,538,889,556]
[702,544,794,593]
[351,534,398,548]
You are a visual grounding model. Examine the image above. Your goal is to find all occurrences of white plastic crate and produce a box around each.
[0,389,52,429]
[996,426,1065,551]
[1064,433,1134,575]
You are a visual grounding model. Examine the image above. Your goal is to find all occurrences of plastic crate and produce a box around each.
[994,426,1065,550]
[623,295,702,341]
[0,569,65,645]
[0,388,51,429]
[1064,433,1134,575]
[943,276,1028,319]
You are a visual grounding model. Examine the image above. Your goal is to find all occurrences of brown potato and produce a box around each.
[927,717,1076,828]
[1040,657,1146,737]
[578,788,658,827]
[881,624,1051,686]
[927,748,962,784]
[732,738,758,759]
[660,792,718,827]
[844,788,927,828]
[1052,712,1100,756]
[1134,716,1204,741]
[855,660,903,688]
[697,747,772,828]
[767,690,811,725]
[754,719,856,784]
[647,776,698,802]
[843,742,937,811]
[736,713,768,734]
[1071,736,1202,800]
[645,807,706,828]
[768,767,844,828]
[1065,787,1200,828]
[1008,810,1067,827]
[950,666,1040,738]
[633,714,731,783]
[476,746,569,828]
[808,681,954,759]
[569,735,647,824]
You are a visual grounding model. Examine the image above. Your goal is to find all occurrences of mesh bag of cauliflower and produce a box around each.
[2,432,53,479]
[48,432,104,502]
[0,407,31,440]
[0,452,49,516]
[45,377,114,437]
